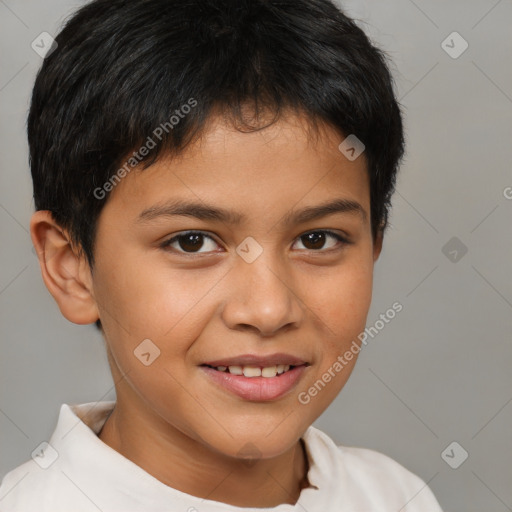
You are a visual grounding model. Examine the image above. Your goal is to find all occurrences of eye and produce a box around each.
[160,231,220,254]
[160,229,349,255]
[292,230,349,251]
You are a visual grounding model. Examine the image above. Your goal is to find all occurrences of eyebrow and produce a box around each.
[136,197,367,226]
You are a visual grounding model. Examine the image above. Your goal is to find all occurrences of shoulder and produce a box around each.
[339,443,429,488]
[337,444,444,511]
[0,453,108,512]
[0,401,117,512]
[0,458,62,512]
[305,427,443,511]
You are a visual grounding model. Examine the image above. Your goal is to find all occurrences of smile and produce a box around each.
[200,363,309,401]
[203,364,296,378]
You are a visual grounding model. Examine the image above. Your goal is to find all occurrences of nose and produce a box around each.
[221,253,303,337]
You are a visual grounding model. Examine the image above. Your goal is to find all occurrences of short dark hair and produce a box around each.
[28,0,405,330]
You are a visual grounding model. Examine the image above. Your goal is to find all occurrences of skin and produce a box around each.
[30,111,383,508]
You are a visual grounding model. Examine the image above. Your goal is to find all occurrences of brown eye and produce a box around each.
[161,231,219,254]
[293,230,348,251]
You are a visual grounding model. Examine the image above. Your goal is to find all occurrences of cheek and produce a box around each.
[92,260,213,419]
[312,254,374,341]
[94,252,220,341]
[297,258,373,412]
[91,258,227,410]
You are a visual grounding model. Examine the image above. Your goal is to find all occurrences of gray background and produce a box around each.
[1,1,511,510]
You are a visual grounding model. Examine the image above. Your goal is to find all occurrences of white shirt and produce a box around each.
[0,401,443,511]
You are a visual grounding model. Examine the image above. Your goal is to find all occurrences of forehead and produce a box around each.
[102,112,370,227]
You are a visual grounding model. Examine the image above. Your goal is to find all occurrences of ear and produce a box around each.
[30,210,99,325]
[373,228,384,262]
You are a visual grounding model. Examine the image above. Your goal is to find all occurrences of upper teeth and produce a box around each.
[214,364,291,377]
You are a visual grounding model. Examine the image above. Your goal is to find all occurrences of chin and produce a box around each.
[211,426,303,462]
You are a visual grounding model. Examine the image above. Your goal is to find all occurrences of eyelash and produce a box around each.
[159,230,351,256]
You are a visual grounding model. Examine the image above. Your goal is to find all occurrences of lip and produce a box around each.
[202,353,309,367]
[200,364,308,401]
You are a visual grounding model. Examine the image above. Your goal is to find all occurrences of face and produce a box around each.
[89,112,381,460]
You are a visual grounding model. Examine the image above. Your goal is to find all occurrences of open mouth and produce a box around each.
[201,363,307,378]
[200,363,310,401]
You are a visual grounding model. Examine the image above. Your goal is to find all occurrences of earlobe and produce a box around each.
[29,210,99,325]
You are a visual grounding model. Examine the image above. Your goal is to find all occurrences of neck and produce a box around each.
[98,396,311,508]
